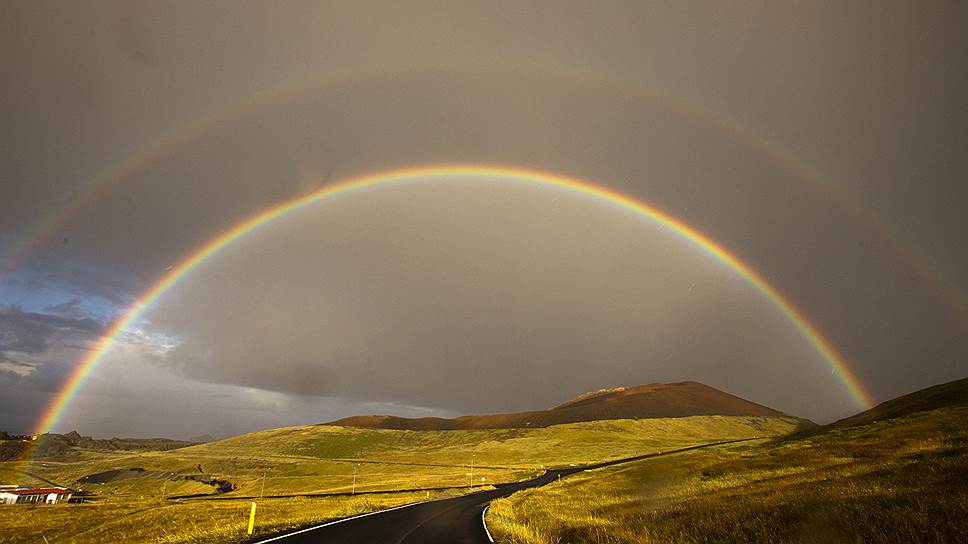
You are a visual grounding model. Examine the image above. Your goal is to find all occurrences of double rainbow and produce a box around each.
[32,165,874,436]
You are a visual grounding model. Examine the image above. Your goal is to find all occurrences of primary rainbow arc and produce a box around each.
[32,165,875,436]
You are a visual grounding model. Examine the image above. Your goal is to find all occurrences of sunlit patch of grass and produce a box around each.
[487,405,968,543]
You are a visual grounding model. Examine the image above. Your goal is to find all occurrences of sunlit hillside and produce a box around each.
[486,378,968,543]
[0,415,803,543]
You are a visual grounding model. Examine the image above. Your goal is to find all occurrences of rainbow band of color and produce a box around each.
[33,165,875,435]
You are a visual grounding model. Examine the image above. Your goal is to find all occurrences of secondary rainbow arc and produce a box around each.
[4,65,963,328]
[32,165,875,437]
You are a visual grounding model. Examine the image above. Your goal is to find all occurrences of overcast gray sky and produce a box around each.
[1,1,966,438]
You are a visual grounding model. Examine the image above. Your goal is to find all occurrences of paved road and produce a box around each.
[252,438,759,544]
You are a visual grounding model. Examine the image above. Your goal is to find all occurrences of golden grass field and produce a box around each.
[486,404,968,543]
[0,415,803,543]
[0,490,471,543]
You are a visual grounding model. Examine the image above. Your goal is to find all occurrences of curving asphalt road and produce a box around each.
[251,438,759,544]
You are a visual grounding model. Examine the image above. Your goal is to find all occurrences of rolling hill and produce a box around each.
[785,376,968,440]
[827,376,968,427]
[326,381,788,430]
[487,376,968,543]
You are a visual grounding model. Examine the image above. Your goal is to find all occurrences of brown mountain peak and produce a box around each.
[325,381,786,431]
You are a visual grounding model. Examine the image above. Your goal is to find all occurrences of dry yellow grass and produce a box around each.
[0,415,803,542]
[0,489,469,543]
[486,405,968,543]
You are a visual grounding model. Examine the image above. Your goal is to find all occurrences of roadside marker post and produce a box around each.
[248,502,257,535]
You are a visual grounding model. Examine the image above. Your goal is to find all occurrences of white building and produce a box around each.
[0,486,73,505]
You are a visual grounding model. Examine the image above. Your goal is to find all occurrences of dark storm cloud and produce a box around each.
[1,2,967,435]
[0,305,103,354]
[0,351,75,394]
[0,306,106,414]
[0,354,97,433]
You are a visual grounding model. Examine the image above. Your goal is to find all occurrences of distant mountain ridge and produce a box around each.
[324,381,787,430]
[0,430,198,461]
